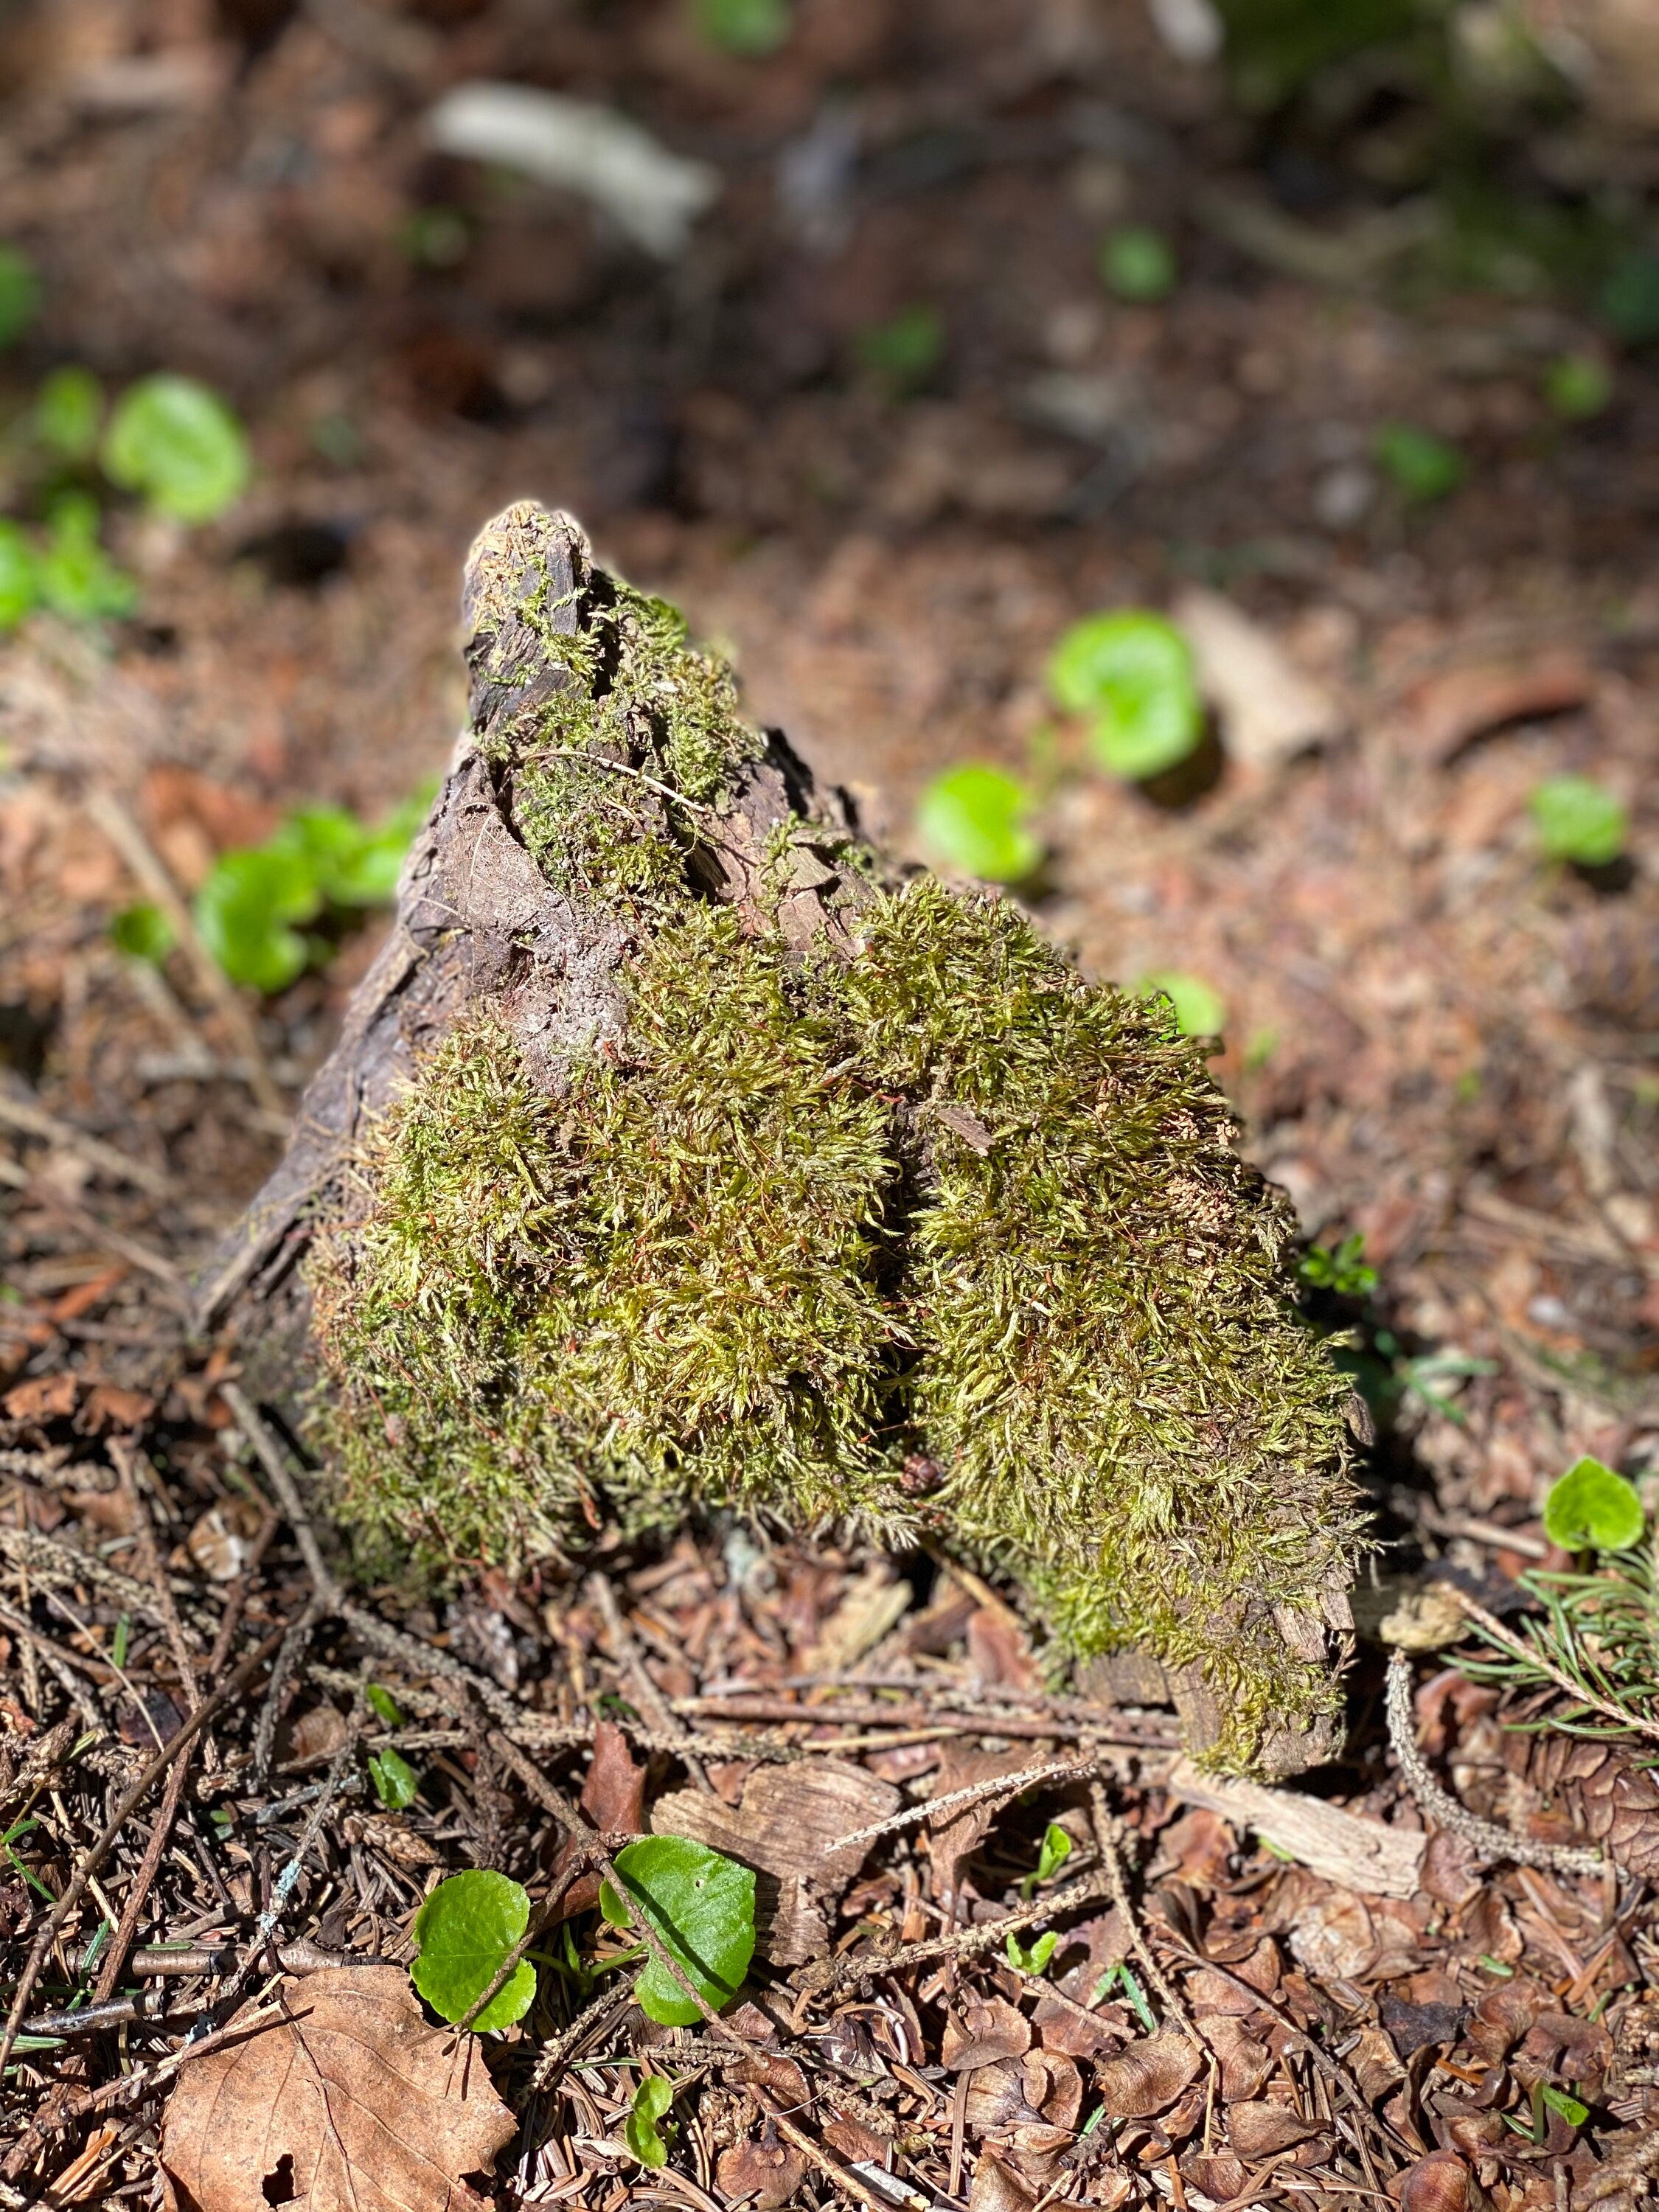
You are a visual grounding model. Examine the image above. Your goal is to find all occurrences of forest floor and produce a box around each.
[1,1,1658,2207]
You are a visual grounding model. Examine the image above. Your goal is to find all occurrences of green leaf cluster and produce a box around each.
[1298,1232,1377,1300]
[626,2076,676,2167]
[1048,611,1204,780]
[194,790,430,994]
[1098,226,1178,304]
[102,374,250,523]
[855,305,946,395]
[410,1869,536,2031]
[0,496,138,632]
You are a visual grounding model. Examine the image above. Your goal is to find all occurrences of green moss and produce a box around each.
[306,531,1362,1772]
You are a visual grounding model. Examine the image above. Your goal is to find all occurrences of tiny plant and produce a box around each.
[692,0,791,56]
[1543,1456,1644,1554]
[1298,1232,1377,1299]
[108,903,176,964]
[193,788,430,994]
[1019,1820,1072,1900]
[0,522,36,630]
[1098,225,1178,305]
[35,366,103,462]
[409,1868,536,2031]
[1374,423,1467,505]
[915,764,1040,885]
[1006,1929,1060,1975]
[364,1683,404,1727]
[0,247,39,349]
[855,305,945,396]
[37,493,138,622]
[1543,353,1613,422]
[102,373,251,524]
[598,1835,756,2027]
[1140,971,1225,1040]
[1048,611,1203,781]
[368,1747,420,1810]
[625,2075,676,2168]
[1530,774,1627,868]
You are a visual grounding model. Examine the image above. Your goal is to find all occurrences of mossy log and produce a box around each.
[198,501,1364,1776]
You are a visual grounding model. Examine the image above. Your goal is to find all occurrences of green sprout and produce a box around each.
[108,903,176,965]
[409,1869,536,2031]
[1543,354,1613,422]
[625,2076,676,2168]
[37,493,138,622]
[1098,226,1178,305]
[598,1835,756,2027]
[1140,971,1225,1040]
[915,764,1041,884]
[364,1683,404,1727]
[855,305,945,396]
[0,521,37,630]
[1006,1930,1060,1975]
[1019,1820,1073,1900]
[1543,1457,1644,1554]
[368,1747,420,1809]
[35,366,104,462]
[0,247,40,349]
[1530,774,1627,868]
[1048,611,1203,781]
[102,373,251,524]
[692,0,792,55]
[1298,1232,1377,1300]
[1374,423,1467,505]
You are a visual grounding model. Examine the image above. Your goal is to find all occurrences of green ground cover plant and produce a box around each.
[1530,774,1627,867]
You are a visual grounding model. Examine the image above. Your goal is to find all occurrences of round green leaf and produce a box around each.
[1098,226,1177,305]
[193,845,322,995]
[692,0,791,56]
[915,765,1041,885]
[109,902,176,964]
[1374,423,1466,505]
[35,366,104,461]
[1543,354,1613,423]
[1542,1457,1644,1554]
[102,374,251,523]
[1140,970,1226,1039]
[1530,775,1627,868]
[411,1868,536,2031]
[599,1834,755,2028]
[1048,611,1202,781]
[0,248,41,349]
[0,519,39,630]
[625,2075,675,2168]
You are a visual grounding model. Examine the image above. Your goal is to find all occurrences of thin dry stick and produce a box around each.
[1384,1649,1604,1875]
[1090,1775,1195,2040]
[588,1571,713,1792]
[672,1693,1177,1747]
[832,1755,1094,1854]
[84,787,285,1117]
[800,1870,1112,1997]
[537,748,717,816]
[529,1972,641,2093]
[222,1384,340,1601]
[0,1521,185,1628]
[91,1750,194,2003]
[0,1615,296,2083]
[0,1088,175,1199]
[108,1439,204,1679]
[1447,1586,1659,1748]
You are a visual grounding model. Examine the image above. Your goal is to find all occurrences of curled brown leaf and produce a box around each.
[1094,2031,1201,2119]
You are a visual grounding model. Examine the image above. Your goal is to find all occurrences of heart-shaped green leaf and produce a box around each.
[916,765,1040,885]
[1048,611,1202,781]
[193,844,322,994]
[625,2074,675,2167]
[1140,970,1226,1040]
[102,374,251,524]
[1530,776,1627,868]
[599,1834,755,2027]
[410,1868,536,2031]
[1543,1458,1644,1554]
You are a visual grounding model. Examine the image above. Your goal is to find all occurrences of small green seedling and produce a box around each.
[915,764,1041,885]
[1540,2085,1589,2129]
[1114,1961,1157,2034]
[1530,774,1627,868]
[599,1834,756,2027]
[369,1747,420,1810]
[102,373,251,524]
[1600,254,1659,347]
[400,207,471,270]
[1374,423,1467,505]
[35,366,104,462]
[1140,971,1225,1040]
[37,493,138,623]
[855,305,945,395]
[1019,1821,1073,1900]
[109,904,175,963]
[692,0,792,56]
[364,1683,404,1728]
[1543,354,1613,422]
[1542,1457,1644,1554]
[1298,1232,1377,1300]
[1,1818,53,1902]
[1006,1930,1060,1975]
[1048,611,1203,781]
[625,2075,676,2168]
[193,789,430,993]
[1098,225,1178,305]
[0,521,37,630]
[0,247,39,349]
[410,1868,536,2031]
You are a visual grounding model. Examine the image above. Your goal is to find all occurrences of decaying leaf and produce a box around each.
[927,1745,1034,1904]
[1194,2013,1273,2102]
[159,1967,515,2212]
[1093,2030,1202,2118]
[1226,2099,1323,2157]
[715,2133,807,2209]
[943,1996,1031,2072]
[1397,2150,1473,2212]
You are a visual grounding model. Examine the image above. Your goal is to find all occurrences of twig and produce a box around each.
[221,1384,341,1601]
[0,1601,106,1732]
[530,1972,641,2093]
[0,1521,189,1628]
[1090,1776,1195,2040]
[831,1755,1093,1854]
[798,1871,1111,1997]
[0,1615,295,2083]
[84,786,286,1118]
[671,1694,1178,1747]
[1447,1585,1659,1747]
[91,1750,194,2003]
[0,1086,175,1199]
[1384,1649,1604,1874]
[488,1727,585,1839]
[536,747,718,817]
[588,1572,713,1791]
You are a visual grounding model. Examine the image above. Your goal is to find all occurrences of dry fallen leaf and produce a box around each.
[943,1996,1031,2072]
[1397,2150,1473,2212]
[1094,2030,1202,2118]
[1226,2099,1323,2157]
[159,1967,515,2212]
[1194,2013,1273,2102]
[715,2133,807,2210]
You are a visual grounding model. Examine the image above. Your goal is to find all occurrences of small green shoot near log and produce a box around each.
[915,762,1040,883]
[0,522,34,627]
[410,1869,536,2031]
[102,373,250,524]
[1020,1821,1073,1900]
[364,1683,403,1727]
[1048,611,1203,780]
[599,1836,756,2026]
[1374,422,1467,504]
[1298,1232,1377,1299]
[35,366,103,462]
[1006,1930,1060,1975]
[38,493,137,622]
[1543,1457,1644,1554]
[625,2076,676,2168]
[1140,970,1225,1040]
[1098,225,1178,304]
[693,0,791,57]
[369,1747,420,1809]
[1530,774,1627,868]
